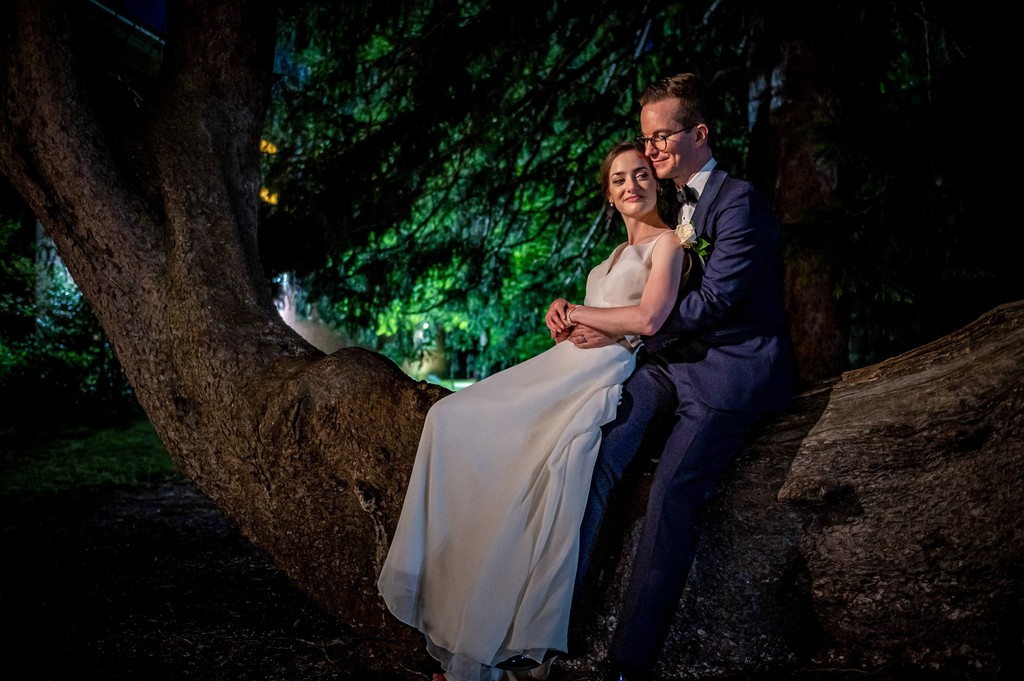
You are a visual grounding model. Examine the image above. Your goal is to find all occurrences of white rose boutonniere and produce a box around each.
[674,221,712,265]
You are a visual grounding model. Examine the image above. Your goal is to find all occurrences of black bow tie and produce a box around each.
[677,184,699,206]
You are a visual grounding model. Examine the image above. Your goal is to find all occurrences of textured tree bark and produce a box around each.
[747,29,848,385]
[0,0,445,642]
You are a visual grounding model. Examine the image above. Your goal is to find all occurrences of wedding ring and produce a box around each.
[580,335,586,343]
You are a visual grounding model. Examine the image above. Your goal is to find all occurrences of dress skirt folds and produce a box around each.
[377,235,665,681]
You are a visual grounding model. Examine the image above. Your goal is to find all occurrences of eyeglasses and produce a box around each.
[635,126,694,151]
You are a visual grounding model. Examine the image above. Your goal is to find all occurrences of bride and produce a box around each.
[377,141,692,681]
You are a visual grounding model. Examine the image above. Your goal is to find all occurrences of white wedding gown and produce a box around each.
[377,234,668,681]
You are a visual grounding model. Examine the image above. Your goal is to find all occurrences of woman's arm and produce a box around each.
[569,235,687,338]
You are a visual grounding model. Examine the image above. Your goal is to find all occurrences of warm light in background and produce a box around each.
[260,139,278,203]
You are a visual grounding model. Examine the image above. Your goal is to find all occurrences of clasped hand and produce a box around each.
[544,298,614,348]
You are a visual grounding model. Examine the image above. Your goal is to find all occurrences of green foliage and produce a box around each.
[4,0,1012,399]
[256,0,1019,375]
[0,215,35,330]
[0,217,134,428]
[259,0,755,375]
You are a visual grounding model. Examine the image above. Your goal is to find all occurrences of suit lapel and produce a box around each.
[692,169,728,238]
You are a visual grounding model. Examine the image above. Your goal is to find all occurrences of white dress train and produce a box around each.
[377,235,666,681]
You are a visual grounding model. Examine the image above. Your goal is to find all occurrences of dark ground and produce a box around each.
[2,479,1002,681]
[2,480,427,681]
[4,479,636,681]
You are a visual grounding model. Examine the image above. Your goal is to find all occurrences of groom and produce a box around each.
[569,72,797,680]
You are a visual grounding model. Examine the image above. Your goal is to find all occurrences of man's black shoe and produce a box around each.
[495,654,541,671]
[496,650,563,672]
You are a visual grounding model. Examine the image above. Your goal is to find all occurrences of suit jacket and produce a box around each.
[642,168,795,412]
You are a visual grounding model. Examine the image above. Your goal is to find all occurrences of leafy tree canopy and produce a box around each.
[3,0,1019,392]
[258,0,758,376]
[258,0,1020,376]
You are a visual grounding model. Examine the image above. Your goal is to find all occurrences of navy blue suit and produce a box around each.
[575,168,796,671]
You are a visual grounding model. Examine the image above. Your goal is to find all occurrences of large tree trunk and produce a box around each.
[0,0,445,641]
[747,27,848,385]
[3,2,1021,678]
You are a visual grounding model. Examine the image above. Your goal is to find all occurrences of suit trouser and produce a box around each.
[575,354,758,671]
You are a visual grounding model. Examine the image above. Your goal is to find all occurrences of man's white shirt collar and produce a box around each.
[684,158,716,198]
[678,158,716,224]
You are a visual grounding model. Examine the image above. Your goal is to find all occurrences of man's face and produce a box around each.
[639,98,697,184]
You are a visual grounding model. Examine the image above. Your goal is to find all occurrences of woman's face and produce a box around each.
[607,149,659,217]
